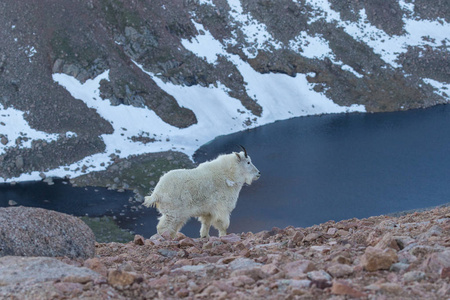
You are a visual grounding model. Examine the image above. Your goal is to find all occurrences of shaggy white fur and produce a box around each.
[144,150,260,238]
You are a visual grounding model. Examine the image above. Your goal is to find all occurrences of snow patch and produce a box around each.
[0,103,59,155]
[423,79,450,101]
[304,0,450,68]
[226,0,282,58]
[289,31,333,59]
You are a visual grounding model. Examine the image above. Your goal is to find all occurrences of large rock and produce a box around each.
[0,256,103,286]
[0,256,109,299]
[0,207,95,259]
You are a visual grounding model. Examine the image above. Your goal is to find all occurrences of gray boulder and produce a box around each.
[0,207,95,259]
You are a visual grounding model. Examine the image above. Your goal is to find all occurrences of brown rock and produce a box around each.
[229,275,255,287]
[212,280,236,293]
[291,231,305,243]
[327,228,338,236]
[327,264,354,278]
[179,237,196,247]
[379,282,403,295]
[375,233,400,250]
[84,258,108,277]
[441,267,450,279]
[133,235,145,245]
[304,232,321,242]
[283,260,316,278]
[307,270,332,289]
[421,250,450,275]
[220,233,241,243]
[107,269,141,287]
[230,268,266,281]
[332,255,352,265]
[360,246,398,271]
[175,288,190,298]
[331,280,366,298]
[261,263,279,276]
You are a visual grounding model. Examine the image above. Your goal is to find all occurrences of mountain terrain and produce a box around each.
[0,0,449,194]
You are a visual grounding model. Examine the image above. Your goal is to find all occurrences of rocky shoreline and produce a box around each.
[1,205,449,299]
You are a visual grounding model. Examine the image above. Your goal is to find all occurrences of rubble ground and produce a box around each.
[2,205,449,299]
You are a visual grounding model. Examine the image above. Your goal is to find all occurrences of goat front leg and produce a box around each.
[198,215,212,238]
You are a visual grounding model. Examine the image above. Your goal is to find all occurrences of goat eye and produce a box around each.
[247,162,250,164]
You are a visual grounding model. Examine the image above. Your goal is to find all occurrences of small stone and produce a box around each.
[62,275,92,284]
[230,268,266,281]
[304,232,321,242]
[327,228,338,236]
[261,263,279,276]
[360,246,398,271]
[158,248,178,257]
[84,258,108,277]
[8,200,17,206]
[287,279,311,289]
[179,237,195,247]
[107,270,140,287]
[15,156,24,169]
[307,270,332,289]
[421,250,450,274]
[336,229,349,236]
[390,262,410,272]
[213,280,236,293]
[379,282,403,295]
[375,233,400,250]
[230,275,255,287]
[283,260,316,278]
[441,267,450,279]
[403,271,426,282]
[133,235,145,245]
[331,280,366,298]
[332,255,352,265]
[291,231,305,243]
[228,258,262,270]
[327,264,354,278]
[220,233,241,243]
[175,288,190,298]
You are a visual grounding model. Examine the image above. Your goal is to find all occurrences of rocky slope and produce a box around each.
[1,205,449,299]
[0,0,449,188]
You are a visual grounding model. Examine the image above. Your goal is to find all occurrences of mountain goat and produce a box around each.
[143,146,260,238]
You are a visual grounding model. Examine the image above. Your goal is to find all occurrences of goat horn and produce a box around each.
[239,145,248,158]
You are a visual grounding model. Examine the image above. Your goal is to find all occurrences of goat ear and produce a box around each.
[235,152,241,162]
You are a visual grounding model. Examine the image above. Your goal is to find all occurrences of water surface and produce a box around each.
[194,104,450,233]
[1,105,450,238]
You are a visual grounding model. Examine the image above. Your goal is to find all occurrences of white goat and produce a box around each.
[143,146,260,238]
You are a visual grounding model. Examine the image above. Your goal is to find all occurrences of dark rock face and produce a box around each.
[0,0,448,182]
[0,207,95,259]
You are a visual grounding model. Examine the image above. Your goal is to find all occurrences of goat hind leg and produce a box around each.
[156,214,177,238]
[213,217,230,237]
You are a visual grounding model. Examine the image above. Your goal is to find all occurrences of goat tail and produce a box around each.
[143,194,160,209]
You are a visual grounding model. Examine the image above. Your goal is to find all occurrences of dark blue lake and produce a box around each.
[1,104,450,238]
[193,104,450,233]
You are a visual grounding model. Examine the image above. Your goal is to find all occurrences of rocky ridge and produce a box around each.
[0,0,449,185]
[1,205,449,299]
